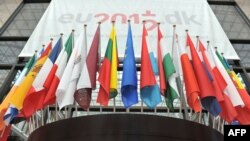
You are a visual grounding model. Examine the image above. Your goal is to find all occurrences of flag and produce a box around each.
[157,26,167,96]
[149,52,158,75]
[0,125,11,141]
[121,22,138,108]
[43,32,73,107]
[41,40,65,108]
[0,54,36,130]
[56,30,87,109]
[209,47,244,107]
[216,51,250,124]
[74,25,100,110]
[4,42,51,124]
[97,24,118,106]
[199,40,237,122]
[187,35,221,116]
[3,105,18,125]
[22,37,62,117]
[140,24,161,108]
[179,35,201,112]
[218,52,250,109]
[8,42,51,110]
[158,25,179,109]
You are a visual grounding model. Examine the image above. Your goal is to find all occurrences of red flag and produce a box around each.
[187,35,221,116]
[157,25,167,95]
[181,54,201,112]
[178,34,201,112]
[199,40,237,122]
[43,33,73,107]
[140,24,156,88]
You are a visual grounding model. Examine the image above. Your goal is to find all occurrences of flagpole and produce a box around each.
[196,41,202,122]
[206,41,210,50]
[217,116,221,131]
[196,36,199,50]
[55,103,58,121]
[140,20,147,113]
[173,26,189,120]
[98,21,103,114]
[47,106,50,124]
[126,20,131,113]
[28,118,32,134]
[0,126,6,138]
[171,25,176,57]
[111,20,117,113]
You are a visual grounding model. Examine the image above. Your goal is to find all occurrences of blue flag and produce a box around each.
[4,105,18,125]
[141,85,161,108]
[149,52,159,75]
[49,37,62,63]
[121,23,138,108]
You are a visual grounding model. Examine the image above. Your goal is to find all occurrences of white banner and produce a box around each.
[19,0,239,59]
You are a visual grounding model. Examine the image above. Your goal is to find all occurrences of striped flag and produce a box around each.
[56,30,87,109]
[5,42,51,124]
[199,40,237,122]
[186,35,221,116]
[97,24,118,106]
[8,42,51,110]
[216,50,250,124]
[43,32,73,107]
[158,25,179,109]
[209,47,244,107]
[22,38,62,117]
[0,54,36,129]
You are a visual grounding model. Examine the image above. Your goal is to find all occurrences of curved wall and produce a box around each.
[28,114,223,141]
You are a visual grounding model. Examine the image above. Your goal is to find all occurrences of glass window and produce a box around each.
[233,44,250,67]
[235,0,250,19]
[2,3,49,36]
[0,0,22,29]
[210,5,250,39]
[0,41,26,63]
[0,69,10,88]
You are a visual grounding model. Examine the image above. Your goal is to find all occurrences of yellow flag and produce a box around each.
[10,44,52,110]
[229,71,244,89]
[109,26,118,98]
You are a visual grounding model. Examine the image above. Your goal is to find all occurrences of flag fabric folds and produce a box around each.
[121,22,138,108]
[140,23,161,108]
[4,43,51,125]
[179,35,201,112]
[43,33,73,107]
[158,25,179,109]
[22,37,62,117]
[209,46,244,107]
[199,40,237,123]
[186,35,221,116]
[97,24,118,106]
[157,26,167,96]
[9,42,51,110]
[0,54,36,129]
[3,105,18,125]
[216,50,250,124]
[74,25,100,110]
[56,30,87,109]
